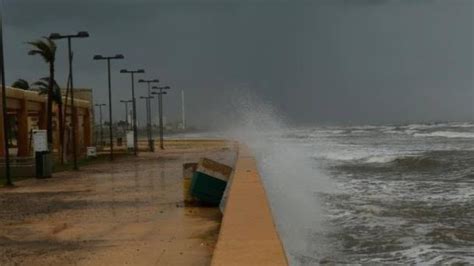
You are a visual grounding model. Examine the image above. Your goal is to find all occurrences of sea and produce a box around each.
[177,121,474,265]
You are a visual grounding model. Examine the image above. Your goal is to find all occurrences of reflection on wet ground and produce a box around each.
[0,143,236,266]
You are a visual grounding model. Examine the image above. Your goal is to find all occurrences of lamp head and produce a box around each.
[120,69,128,73]
[77,31,90,38]
[137,69,145,73]
[93,55,104,60]
[49,33,62,40]
[114,54,124,59]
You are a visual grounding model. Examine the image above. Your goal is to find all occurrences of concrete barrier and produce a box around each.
[211,144,288,266]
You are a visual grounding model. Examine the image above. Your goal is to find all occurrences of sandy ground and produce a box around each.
[0,142,236,266]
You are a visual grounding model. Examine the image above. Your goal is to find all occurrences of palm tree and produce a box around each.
[33,77,62,105]
[27,37,56,150]
[33,77,65,163]
[11,79,30,90]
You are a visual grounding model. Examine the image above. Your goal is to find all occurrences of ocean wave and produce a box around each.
[317,152,441,169]
[404,123,449,130]
[381,129,405,135]
[314,153,368,162]
[449,122,474,128]
[413,131,474,139]
[390,156,440,168]
[350,129,370,134]
[314,152,415,164]
[363,155,440,168]
[364,155,400,163]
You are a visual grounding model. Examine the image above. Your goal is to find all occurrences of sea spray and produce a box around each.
[218,93,335,265]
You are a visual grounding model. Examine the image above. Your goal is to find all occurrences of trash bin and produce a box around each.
[35,151,52,178]
[117,137,123,146]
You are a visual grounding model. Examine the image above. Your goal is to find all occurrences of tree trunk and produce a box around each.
[47,62,54,150]
[58,101,64,164]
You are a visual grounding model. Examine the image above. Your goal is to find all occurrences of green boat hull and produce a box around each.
[190,171,227,206]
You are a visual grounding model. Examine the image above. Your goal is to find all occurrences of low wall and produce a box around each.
[211,144,288,266]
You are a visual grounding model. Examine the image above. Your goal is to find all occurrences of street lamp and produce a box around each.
[138,78,159,152]
[0,9,12,186]
[49,31,89,170]
[120,100,133,129]
[94,103,106,146]
[120,69,144,155]
[151,86,171,150]
[93,54,124,160]
[139,95,155,151]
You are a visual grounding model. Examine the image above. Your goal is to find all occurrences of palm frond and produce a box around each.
[11,79,30,90]
[33,76,62,104]
[27,37,56,63]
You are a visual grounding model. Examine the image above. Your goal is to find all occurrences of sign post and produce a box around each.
[33,130,52,178]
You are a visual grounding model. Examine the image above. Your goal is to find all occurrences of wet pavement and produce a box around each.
[0,143,236,266]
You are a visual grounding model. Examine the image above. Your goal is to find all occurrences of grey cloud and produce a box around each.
[2,0,473,126]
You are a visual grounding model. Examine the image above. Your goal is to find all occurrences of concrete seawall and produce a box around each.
[211,144,288,266]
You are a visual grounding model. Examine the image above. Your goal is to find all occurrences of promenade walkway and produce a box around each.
[0,141,236,265]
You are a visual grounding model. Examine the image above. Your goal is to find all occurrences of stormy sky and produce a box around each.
[2,0,473,126]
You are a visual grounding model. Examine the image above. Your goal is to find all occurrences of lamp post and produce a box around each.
[93,54,124,160]
[94,103,105,146]
[0,8,12,186]
[151,86,171,150]
[138,79,159,152]
[120,69,144,155]
[49,31,89,171]
[181,89,186,130]
[140,95,155,151]
[120,100,132,129]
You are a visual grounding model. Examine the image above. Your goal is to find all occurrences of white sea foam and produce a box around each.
[414,131,474,138]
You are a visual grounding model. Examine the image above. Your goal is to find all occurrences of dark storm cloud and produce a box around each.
[2,0,473,126]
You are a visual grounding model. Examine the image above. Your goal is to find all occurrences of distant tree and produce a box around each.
[27,37,57,150]
[11,79,30,90]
